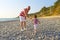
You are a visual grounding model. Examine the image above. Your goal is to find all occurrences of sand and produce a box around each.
[0,17,60,40]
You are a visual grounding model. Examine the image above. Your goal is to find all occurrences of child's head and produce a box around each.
[34,15,37,18]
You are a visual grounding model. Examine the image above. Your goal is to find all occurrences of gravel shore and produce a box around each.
[0,17,60,40]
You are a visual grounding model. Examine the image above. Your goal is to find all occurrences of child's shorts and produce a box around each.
[34,24,38,30]
[19,16,26,22]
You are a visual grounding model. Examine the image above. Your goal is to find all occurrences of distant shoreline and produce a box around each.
[0,16,60,22]
[0,18,19,22]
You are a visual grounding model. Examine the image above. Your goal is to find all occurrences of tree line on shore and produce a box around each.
[28,0,60,18]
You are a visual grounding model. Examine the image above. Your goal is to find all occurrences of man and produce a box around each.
[19,6,30,31]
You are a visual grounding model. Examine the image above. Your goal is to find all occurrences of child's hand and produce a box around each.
[38,22,40,24]
[38,20,40,24]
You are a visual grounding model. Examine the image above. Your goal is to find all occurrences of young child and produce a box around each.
[33,15,40,34]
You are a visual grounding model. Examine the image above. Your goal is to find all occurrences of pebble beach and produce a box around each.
[0,17,60,40]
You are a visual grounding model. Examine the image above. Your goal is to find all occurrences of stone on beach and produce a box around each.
[0,17,60,40]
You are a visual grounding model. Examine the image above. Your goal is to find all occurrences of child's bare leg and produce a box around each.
[34,29,37,34]
[34,25,37,35]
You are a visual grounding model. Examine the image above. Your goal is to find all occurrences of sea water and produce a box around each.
[0,18,19,22]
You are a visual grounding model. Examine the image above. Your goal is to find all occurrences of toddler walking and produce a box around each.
[33,15,40,34]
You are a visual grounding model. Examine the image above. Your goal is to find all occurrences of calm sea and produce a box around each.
[0,18,19,22]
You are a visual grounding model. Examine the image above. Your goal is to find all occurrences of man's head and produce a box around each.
[27,6,30,10]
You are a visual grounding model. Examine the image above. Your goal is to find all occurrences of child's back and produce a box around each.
[34,18,38,24]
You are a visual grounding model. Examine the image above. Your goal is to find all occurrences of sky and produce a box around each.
[0,0,57,18]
